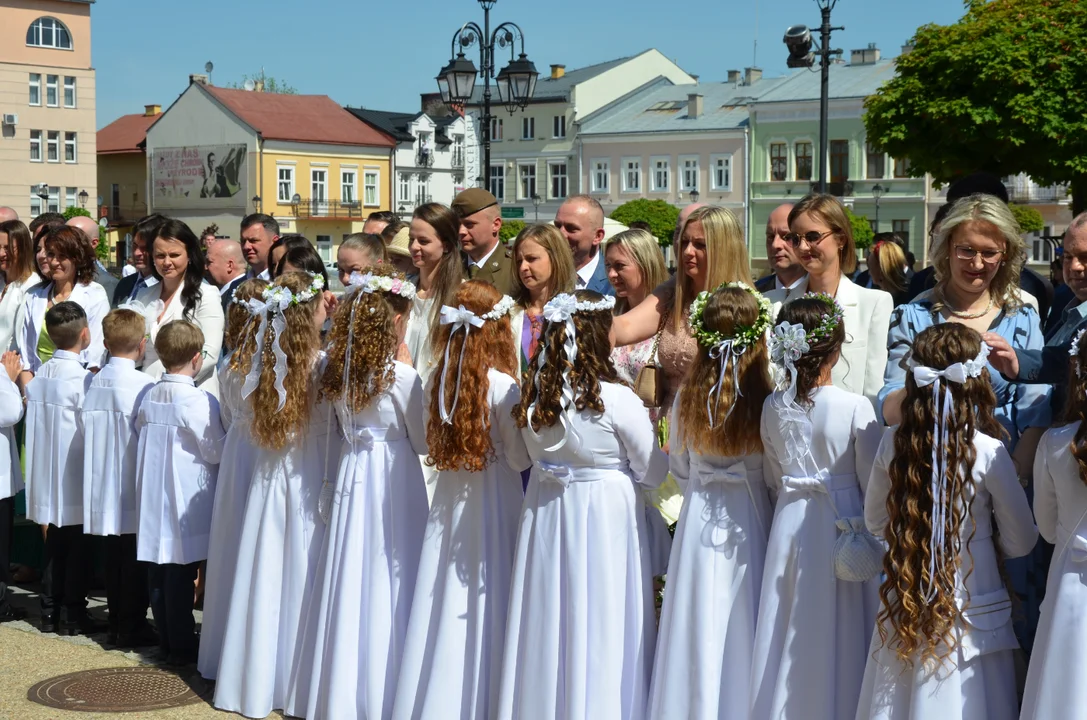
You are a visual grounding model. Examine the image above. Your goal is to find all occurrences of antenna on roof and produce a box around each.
[243,78,255,92]
[204,61,214,85]
[753,0,759,67]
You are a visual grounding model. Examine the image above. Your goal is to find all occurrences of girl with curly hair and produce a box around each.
[288,265,428,720]
[750,293,884,720]
[393,280,530,719]
[857,323,1036,719]
[213,271,332,719]
[648,283,774,720]
[498,290,668,718]
[197,277,267,682]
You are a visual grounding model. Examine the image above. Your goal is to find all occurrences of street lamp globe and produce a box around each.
[690,189,700,203]
[437,52,479,106]
[496,53,539,113]
[78,189,89,208]
[872,183,885,201]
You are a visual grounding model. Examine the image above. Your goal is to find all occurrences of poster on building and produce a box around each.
[151,144,248,209]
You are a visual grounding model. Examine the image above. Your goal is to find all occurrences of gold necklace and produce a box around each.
[947,295,994,320]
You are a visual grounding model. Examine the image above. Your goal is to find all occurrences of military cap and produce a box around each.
[452,188,499,219]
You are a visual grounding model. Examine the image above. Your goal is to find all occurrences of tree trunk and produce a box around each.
[1071,174,1087,219]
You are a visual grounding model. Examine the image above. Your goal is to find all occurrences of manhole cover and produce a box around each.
[27,666,208,712]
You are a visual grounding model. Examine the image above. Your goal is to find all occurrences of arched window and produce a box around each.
[26,17,73,50]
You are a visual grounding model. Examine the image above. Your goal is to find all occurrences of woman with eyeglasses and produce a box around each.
[764,194,894,410]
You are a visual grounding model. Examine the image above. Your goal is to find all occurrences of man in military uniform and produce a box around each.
[452,188,515,295]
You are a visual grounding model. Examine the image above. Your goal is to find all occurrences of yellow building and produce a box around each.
[143,77,396,261]
[96,103,160,262]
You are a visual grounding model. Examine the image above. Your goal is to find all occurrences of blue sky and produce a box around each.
[91,0,965,129]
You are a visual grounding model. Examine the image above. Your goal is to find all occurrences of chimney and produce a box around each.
[901,43,914,55]
[144,104,161,117]
[189,73,208,86]
[550,64,566,80]
[727,69,741,84]
[688,93,704,119]
[850,43,881,65]
[743,67,762,86]
[690,74,699,83]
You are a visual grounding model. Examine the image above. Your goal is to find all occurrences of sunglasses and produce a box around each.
[783,230,835,248]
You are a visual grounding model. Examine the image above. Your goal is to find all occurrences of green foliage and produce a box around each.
[609,199,680,248]
[499,219,525,243]
[863,0,1087,214]
[228,74,298,95]
[1009,203,1045,234]
[63,206,91,220]
[846,206,875,250]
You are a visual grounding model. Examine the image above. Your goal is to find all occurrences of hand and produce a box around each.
[1,351,20,383]
[396,342,413,365]
[323,290,338,319]
[981,332,1019,379]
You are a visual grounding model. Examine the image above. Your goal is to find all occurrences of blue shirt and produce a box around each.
[878,299,1051,450]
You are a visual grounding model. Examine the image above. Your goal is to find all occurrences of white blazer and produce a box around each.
[16,281,110,372]
[510,305,526,362]
[0,272,40,353]
[134,280,225,390]
[766,274,894,410]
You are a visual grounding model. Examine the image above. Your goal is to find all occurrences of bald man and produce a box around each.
[755,203,804,292]
[205,239,247,314]
[0,207,17,223]
[68,215,119,300]
[554,195,613,295]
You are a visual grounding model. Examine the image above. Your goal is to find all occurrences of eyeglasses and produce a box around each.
[783,230,835,248]
[953,246,1004,264]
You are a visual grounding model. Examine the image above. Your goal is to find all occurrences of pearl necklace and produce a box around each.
[946,296,994,320]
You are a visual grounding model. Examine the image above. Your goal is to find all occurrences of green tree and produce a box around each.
[499,219,525,243]
[846,206,875,250]
[63,206,91,220]
[228,73,298,94]
[1009,203,1045,234]
[609,199,680,248]
[863,0,1087,215]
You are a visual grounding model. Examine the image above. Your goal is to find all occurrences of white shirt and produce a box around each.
[470,241,500,270]
[247,267,271,281]
[575,251,600,289]
[0,271,40,353]
[218,271,246,295]
[133,281,225,391]
[125,273,159,302]
[774,274,805,292]
[122,263,138,278]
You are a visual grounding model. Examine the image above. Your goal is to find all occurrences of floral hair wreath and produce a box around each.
[346,270,417,300]
[261,273,325,309]
[802,292,845,343]
[481,294,515,321]
[541,292,616,322]
[1070,326,1087,379]
[687,281,772,350]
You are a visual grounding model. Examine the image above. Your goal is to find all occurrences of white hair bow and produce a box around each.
[437,305,485,424]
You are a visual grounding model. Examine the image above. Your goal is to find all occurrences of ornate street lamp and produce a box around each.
[252,195,262,211]
[689,188,700,204]
[531,192,541,221]
[78,189,89,208]
[872,183,885,231]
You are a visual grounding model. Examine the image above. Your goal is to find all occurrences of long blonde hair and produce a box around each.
[605,229,668,314]
[674,206,752,331]
[510,224,576,308]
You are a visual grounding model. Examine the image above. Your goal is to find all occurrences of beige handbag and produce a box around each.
[634,312,668,409]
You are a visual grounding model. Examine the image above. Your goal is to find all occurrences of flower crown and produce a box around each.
[802,292,845,343]
[259,273,325,311]
[1070,326,1087,379]
[481,294,515,321]
[346,271,417,300]
[687,282,772,350]
[542,293,616,323]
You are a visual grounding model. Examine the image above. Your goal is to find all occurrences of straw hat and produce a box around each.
[387,225,411,258]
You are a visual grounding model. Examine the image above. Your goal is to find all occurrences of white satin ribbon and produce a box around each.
[697,460,748,486]
[1070,535,1087,562]
[240,292,292,410]
[437,304,484,425]
[536,460,573,487]
[706,340,746,427]
[526,295,580,452]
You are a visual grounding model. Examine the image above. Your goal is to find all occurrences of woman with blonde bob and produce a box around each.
[508,223,577,371]
[214,271,332,719]
[605,228,669,389]
[867,239,909,306]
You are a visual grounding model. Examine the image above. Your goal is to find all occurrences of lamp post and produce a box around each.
[78,189,89,208]
[689,188,700,204]
[436,0,538,192]
[531,192,541,222]
[783,0,844,194]
[36,183,49,213]
[252,195,262,212]
[872,183,885,231]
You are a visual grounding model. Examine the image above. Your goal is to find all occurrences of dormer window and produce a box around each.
[27,17,72,50]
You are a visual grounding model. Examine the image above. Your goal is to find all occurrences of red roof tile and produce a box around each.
[203,86,395,147]
[97,112,158,154]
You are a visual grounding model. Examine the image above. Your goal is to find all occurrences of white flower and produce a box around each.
[963,343,991,378]
[769,321,809,364]
[543,293,579,322]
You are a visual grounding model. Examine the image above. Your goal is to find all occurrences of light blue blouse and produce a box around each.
[878,299,1051,450]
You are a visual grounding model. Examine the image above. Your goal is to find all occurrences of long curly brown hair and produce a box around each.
[320,264,411,413]
[677,287,772,457]
[877,323,1002,666]
[244,272,322,450]
[776,295,845,408]
[514,290,621,432]
[427,280,518,472]
[1064,328,1087,481]
[224,278,268,360]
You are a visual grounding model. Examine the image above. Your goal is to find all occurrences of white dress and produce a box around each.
[24,350,92,527]
[134,375,225,565]
[287,361,429,720]
[0,271,40,353]
[0,374,25,501]
[17,281,110,371]
[133,281,225,392]
[197,367,260,680]
[749,385,883,720]
[648,391,773,720]
[214,357,333,719]
[393,369,531,720]
[857,429,1037,720]
[81,357,155,535]
[497,382,668,720]
[1021,421,1087,720]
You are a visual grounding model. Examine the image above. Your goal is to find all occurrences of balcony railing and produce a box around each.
[291,199,364,219]
[452,149,465,168]
[811,180,854,197]
[100,202,148,225]
[1004,184,1069,204]
[416,148,434,168]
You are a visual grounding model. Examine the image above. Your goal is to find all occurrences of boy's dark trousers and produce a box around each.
[104,534,151,639]
[40,523,89,624]
[147,561,199,662]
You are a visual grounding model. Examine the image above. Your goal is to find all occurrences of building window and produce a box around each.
[29,74,41,106]
[363,170,379,205]
[893,157,911,178]
[65,187,76,210]
[341,169,357,204]
[315,235,332,263]
[490,118,503,141]
[26,17,72,50]
[711,154,732,191]
[795,142,813,181]
[553,115,566,138]
[680,156,699,191]
[47,186,60,213]
[622,158,641,192]
[522,117,534,140]
[519,163,536,200]
[399,173,412,202]
[550,163,567,200]
[452,135,465,167]
[63,77,76,108]
[311,168,327,203]
[30,191,41,218]
[277,166,294,202]
[591,159,610,193]
[29,130,42,162]
[892,220,910,244]
[830,140,849,182]
[46,75,58,107]
[47,131,59,162]
[64,132,76,163]
[651,157,669,192]
[770,143,787,181]
[489,165,505,200]
[866,142,885,179]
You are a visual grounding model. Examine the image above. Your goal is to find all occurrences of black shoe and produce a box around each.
[116,624,160,648]
[40,614,60,633]
[166,650,197,667]
[0,606,27,623]
[62,614,109,636]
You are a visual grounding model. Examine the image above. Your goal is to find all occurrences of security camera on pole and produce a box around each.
[783,0,844,194]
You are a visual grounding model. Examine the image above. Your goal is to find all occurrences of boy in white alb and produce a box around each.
[82,308,156,647]
[0,351,27,623]
[135,320,225,666]
[24,301,96,635]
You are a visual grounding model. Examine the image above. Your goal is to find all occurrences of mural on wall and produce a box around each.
[151,144,247,208]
